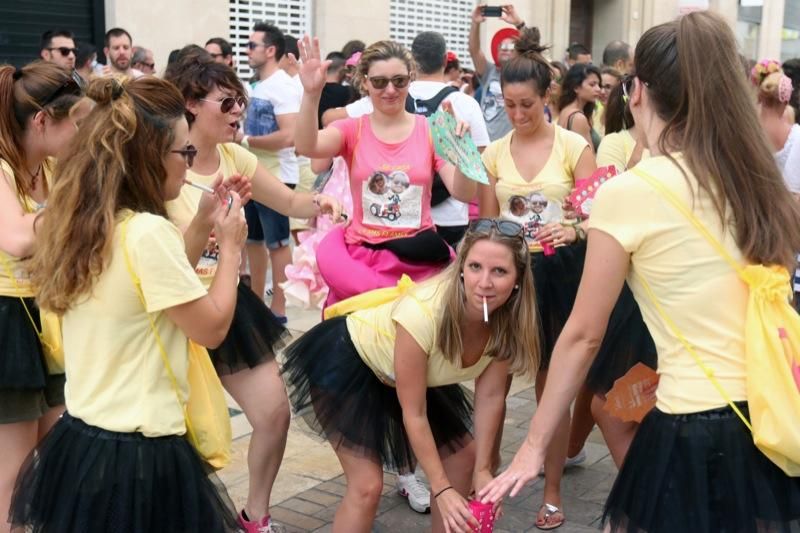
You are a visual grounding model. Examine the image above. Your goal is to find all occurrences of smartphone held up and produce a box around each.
[481,5,503,17]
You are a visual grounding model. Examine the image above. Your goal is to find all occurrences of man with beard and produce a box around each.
[102,28,142,78]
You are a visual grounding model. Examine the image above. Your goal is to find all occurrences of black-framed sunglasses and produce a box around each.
[367,75,411,90]
[40,77,82,108]
[201,96,246,113]
[171,144,198,168]
[47,46,77,57]
[246,41,266,50]
[468,218,524,238]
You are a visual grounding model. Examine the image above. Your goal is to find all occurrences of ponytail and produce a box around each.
[32,76,186,313]
[501,27,552,96]
[635,11,800,269]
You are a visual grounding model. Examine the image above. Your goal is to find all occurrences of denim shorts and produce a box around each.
[254,201,291,249]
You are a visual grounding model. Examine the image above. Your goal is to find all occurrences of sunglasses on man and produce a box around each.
[47,47,77,57]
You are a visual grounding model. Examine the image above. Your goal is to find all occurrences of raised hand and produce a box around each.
[472,4,486,24]
[297,35,331,95]
[501,4,524,26]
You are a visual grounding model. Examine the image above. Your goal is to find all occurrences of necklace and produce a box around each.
[28,163,42,190]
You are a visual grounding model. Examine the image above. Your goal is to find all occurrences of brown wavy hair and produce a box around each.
[636,11,800,269]
[162,47,247,126]
[31,76,186,313]
[434,225,539,378]
[0,61,83,199]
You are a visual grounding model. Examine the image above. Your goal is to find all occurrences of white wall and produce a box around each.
[104,0,229,76]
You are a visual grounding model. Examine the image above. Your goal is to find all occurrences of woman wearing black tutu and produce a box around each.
[0,61,87,532]
[282,219,539,532]
[477,29,596,530]
[10,76,244,532]
[481,11,800,532]
[164,51,342,532]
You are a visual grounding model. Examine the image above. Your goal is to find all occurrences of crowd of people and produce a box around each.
[2,4,800,533]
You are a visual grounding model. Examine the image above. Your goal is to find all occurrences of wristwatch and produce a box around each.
[515,21,526,30]
[574,225,587,241]
[240,135,250,150]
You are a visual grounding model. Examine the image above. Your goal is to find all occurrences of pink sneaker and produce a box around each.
[238,510,285,533]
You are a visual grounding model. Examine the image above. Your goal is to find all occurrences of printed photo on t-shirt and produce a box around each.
[501,191,562,245]
[362,169,422,228]
[195,234,220,278]
[482,79,505,121]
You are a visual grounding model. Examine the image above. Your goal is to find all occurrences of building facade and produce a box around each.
[1,1,799,71]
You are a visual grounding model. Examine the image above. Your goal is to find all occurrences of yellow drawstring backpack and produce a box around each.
[632,167,800,476]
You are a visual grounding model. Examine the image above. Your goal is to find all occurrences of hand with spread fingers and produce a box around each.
[441,100,471,138]
[478,440,545,504]
[297,35,331,95]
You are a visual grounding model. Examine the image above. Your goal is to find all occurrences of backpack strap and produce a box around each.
[628,166,752,430]
[630,167,745,278]
[404,94,416,113]
[413,86,459,116]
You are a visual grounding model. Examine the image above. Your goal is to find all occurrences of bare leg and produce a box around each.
[221,360,290,522]
[431,440,476,533]
[37,405,63,440]
[536,369,568,526]
[591,394,638,468]
[246,242,268,301]
[268,245,291,317]
[490,374,514,474]
[567,384,595,458]
[0,420,38,533]
[331,446,384,533]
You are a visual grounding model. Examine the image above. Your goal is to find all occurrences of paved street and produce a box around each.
[219,306,614,532]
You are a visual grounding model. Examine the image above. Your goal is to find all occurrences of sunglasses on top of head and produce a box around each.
[468,218,524,238]
[367,75,411,90]
[201,96,246,113]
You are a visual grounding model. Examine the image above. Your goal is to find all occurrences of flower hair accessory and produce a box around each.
[779,75,793,104]
[751,58,782,87]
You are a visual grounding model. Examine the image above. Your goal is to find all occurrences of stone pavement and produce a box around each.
[218,305,615,533]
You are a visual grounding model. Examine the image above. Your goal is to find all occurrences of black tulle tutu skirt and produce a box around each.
[208,281,290,375]
[531,242,586,369]
[604,404,800,532]
[0,295,47,389]
[10,413,240,533]
[586,283,657,394]
[281,316,473,471]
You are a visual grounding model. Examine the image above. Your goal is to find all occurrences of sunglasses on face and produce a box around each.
[367,75,411,90]
[47,47,77,57]
[246,41,266,50]
[468,218,524,238]
[171,144,198,168]
[139,62,155,69]
[499,44,516,52]
[201,96,246,113]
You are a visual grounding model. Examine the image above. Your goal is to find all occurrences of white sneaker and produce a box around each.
[396,474,430,513]
[537,447,588,476]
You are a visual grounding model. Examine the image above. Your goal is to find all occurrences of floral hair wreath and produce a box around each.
[750,59,782,87]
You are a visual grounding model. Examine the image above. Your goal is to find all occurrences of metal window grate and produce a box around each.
[389,0,475,69]
[229,0,312,79]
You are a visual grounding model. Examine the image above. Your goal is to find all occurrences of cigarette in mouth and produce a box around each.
[483,296,488,323]
[184,179,215,194]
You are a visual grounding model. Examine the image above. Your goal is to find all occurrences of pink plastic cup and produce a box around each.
[468,499,495,532]
[540,241,556,256]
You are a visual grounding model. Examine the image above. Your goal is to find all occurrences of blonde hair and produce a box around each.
[436,227,539,378]
[354,40,416,96]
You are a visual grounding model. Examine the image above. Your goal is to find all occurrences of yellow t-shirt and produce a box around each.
[346,279,494,387]
[596,130,650,171]
[589,155,748,414]
[63,212,208,436]
[0,159,53,297]
[482,126,589,251]
[166,143,257,286]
